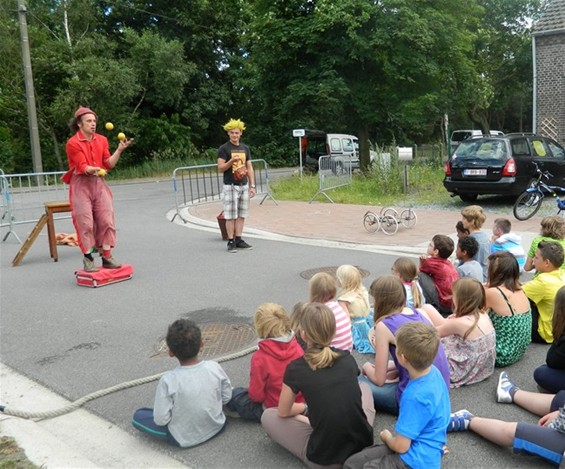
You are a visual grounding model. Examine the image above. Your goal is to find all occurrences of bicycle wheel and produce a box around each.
[380,215,399,236]
[399,209,417,229]
[380,207,398,218]
[513,191,543,221]
[363,212,380,233]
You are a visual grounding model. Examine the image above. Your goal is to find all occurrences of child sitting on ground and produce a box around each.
[525,215,565,275]
[359,276,450,415]
[455,236,483,282]
[132,319,232,447]
[534,285,565,393]
[461,205,489,280]
[225,303,305,421]
[261,303,375,467]
[490,217,526,271]
[345,322,450,469]
[523,241,565,344]
[309,272,353,351]
[336,264,373,354]
[455,221,470,239]
[391,257,426,309]
[485,252,531,367]
[419,234,459,315]
[448,371,565,466]
[425,277,496,388]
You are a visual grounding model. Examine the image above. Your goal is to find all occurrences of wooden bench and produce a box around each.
[12,201,72,266]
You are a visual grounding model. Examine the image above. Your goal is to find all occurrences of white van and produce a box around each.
[303,130,374,170]
[450,129,504,153]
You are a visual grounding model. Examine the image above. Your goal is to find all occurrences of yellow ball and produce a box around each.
[105,122,114,131]
[117,132,126,141]
[97,169,107,177]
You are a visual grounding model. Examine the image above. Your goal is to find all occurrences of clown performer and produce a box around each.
[217,118,256,253]
[63,106,133,272]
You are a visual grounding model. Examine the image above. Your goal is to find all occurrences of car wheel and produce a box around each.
[459,194,478,203]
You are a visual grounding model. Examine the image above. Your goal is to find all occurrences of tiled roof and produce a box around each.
[534,0,565,33]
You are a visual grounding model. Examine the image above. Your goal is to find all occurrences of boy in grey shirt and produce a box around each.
[132,319,232,447]
[456,236,483,282]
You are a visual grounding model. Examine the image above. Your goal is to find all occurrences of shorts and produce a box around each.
[222,184,249,220]
[514,422,565,465]
[551,390,565,412]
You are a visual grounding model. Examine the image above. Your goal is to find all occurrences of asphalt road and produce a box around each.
[0,179,554,468]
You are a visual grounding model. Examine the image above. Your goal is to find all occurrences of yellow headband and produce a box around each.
[223,118,246,132]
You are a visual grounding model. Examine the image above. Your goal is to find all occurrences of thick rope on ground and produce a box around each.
[0,344,258,421]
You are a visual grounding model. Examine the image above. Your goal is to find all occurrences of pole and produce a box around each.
[298,136,303,180]
[18,0,43,173]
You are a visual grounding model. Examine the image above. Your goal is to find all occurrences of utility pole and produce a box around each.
[18,0,43,173]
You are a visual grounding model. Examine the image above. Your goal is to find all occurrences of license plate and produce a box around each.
[463,169,487,176]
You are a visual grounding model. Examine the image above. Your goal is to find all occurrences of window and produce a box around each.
[548,141,565,158]
[342,139,354,152]
[330,138,342,152]
[511,138,529,156]
[531,139,549,158]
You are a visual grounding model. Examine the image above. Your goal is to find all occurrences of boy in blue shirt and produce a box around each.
[344,322,450,469]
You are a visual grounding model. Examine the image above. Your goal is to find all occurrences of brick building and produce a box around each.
[533,0,565,145]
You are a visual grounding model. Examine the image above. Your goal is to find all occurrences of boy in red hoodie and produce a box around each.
[225,303,305,421]
[419,234,460,316]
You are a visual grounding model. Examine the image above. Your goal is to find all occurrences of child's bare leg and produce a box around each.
[513,390,554,417]
[469,417,517,447]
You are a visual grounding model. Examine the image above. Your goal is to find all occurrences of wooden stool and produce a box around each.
[12,201,72,266]
[46,201,72,261]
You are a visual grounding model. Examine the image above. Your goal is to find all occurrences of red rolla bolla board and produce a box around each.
[75,264,134,288]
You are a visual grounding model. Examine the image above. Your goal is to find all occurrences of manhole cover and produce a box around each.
[151,323,257,360]
[300,266,370,280]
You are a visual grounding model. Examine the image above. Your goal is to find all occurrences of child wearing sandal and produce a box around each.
[336,264,373,354]
[225,303,305,421]
[448,371,565,466]
[345,322,450,469]
[261,302,375,468]
[425,277,496,388]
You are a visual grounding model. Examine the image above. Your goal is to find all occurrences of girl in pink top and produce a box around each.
[309,272,353,351]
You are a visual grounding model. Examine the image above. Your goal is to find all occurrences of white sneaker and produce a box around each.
[497,371,515,403]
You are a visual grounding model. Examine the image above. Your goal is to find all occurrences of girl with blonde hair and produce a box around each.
[360,275,450,415]
[336,265,373,354]
[391,257,426,309]
[261,303,374,468]
[225,303,305,421]
[460,205,489,280]
[425,278,496,388]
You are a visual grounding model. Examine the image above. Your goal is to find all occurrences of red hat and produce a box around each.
[74,106,96,119]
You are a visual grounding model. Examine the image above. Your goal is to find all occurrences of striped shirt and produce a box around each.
[325,300,353,351]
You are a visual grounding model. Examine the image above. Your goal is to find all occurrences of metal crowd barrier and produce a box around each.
[171,158,276,223]
[309,155,353,203]
[1,170,69,243]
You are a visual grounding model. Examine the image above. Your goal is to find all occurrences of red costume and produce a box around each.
[64,130,115,254]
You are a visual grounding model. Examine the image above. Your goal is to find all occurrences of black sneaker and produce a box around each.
[236,239,253,250]
[227,240,237,253]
